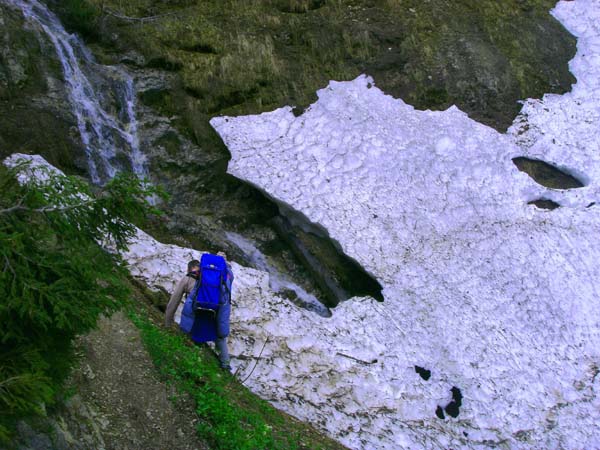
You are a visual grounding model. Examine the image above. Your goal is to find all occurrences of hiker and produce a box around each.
[167,253,234,371]
[165,259,200,328]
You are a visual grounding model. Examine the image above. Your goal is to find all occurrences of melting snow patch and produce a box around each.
[210,1,600,448]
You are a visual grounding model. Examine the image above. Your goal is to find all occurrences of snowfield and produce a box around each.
[209,0,600,448]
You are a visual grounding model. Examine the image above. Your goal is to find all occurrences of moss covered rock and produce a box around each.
[62,0,574,129]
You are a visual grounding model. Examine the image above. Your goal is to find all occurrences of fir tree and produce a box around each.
[0,161,163,441]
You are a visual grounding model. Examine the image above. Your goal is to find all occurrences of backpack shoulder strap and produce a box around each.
[189,276,201,309]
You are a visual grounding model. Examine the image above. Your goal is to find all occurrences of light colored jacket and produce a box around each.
[165,274,197,327]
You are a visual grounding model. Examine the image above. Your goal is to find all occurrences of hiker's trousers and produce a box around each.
[216,337,230,366]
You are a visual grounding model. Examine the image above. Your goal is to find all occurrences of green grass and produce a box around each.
[129,310,346,450]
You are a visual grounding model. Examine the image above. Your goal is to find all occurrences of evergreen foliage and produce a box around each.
[0,161,162,442]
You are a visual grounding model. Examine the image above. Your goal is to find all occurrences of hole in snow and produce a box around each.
[273,205,384,306]
[445,401,460,418]
[444,387,463,418]
[435,406,445,420]
[587,202,596,208]
[414,366,431,380]
[528,199,560,210]
[512,157,585,189]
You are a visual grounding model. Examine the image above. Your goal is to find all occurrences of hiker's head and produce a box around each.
[217,251,227,261]
[188,259,200,274]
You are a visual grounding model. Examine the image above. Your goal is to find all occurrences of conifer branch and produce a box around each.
[0,200,95,216]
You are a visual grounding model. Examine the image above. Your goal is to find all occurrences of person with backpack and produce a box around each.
[165,259,201,328]
[174,252,234,371]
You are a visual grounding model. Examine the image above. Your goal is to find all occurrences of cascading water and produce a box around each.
[5,0,148,184]
[226,232,331,317]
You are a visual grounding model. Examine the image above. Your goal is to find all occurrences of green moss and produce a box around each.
[154,131,181,157]
[421,87,449,107]
[139,88,175,115]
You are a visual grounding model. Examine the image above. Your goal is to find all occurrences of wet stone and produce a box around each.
[528,199,560,210]
[512,157,585,189]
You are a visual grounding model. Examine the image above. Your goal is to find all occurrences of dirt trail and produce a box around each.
[69,311,208,450]
[12,311,208,450]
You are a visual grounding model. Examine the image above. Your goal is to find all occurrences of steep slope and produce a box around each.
[3,152,347,450]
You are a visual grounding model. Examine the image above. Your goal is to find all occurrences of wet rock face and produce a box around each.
[272,214,383,305]
[0,4,87,174]
[55,0,575,131]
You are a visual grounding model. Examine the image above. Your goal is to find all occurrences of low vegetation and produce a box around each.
[130,308,346,450]
[0,161,343,447]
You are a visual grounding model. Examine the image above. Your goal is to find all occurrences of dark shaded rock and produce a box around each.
[528,199,560,210]
[513,157,585,189]
[435,405,445,419]
[0,3,88,175]
[272,211,384,306]
[179,43,218,54]
[444,386,463,418]
[146,56,183,72]
[139,88,174,115]
[414,366,431,381]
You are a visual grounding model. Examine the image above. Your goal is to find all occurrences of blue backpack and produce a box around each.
[179,253,228,334]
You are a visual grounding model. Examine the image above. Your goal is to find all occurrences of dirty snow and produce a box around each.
[209,0,600,448]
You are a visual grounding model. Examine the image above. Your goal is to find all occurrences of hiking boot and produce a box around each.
[219,363,232,372]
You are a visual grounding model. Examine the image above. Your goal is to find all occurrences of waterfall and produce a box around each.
[5,0,148,184]
[226,232,332,317]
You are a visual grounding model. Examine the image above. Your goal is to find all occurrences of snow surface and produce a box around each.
[209,0,600,448]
